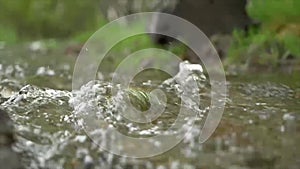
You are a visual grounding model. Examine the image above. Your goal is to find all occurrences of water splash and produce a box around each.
[0,61,299,168]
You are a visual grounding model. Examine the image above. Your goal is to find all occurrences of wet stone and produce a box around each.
[0,109,23,169]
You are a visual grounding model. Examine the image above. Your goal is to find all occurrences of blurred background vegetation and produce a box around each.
[0,0,299,72]
[227,0,300,71]
[0,0,103,43]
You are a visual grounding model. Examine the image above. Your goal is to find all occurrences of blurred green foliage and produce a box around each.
[228,30,282,66]
[0,0,104,41]
[227,0,300,67]
[0,25,18,44]
[97,21,186,72]
[0,0,299,70]
[247,0,300,24]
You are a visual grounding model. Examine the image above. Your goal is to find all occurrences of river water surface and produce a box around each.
[0,44,299,169]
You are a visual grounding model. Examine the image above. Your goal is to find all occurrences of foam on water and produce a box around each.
[1,60,299,168]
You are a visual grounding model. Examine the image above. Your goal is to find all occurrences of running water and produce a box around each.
[0,58,299,168]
